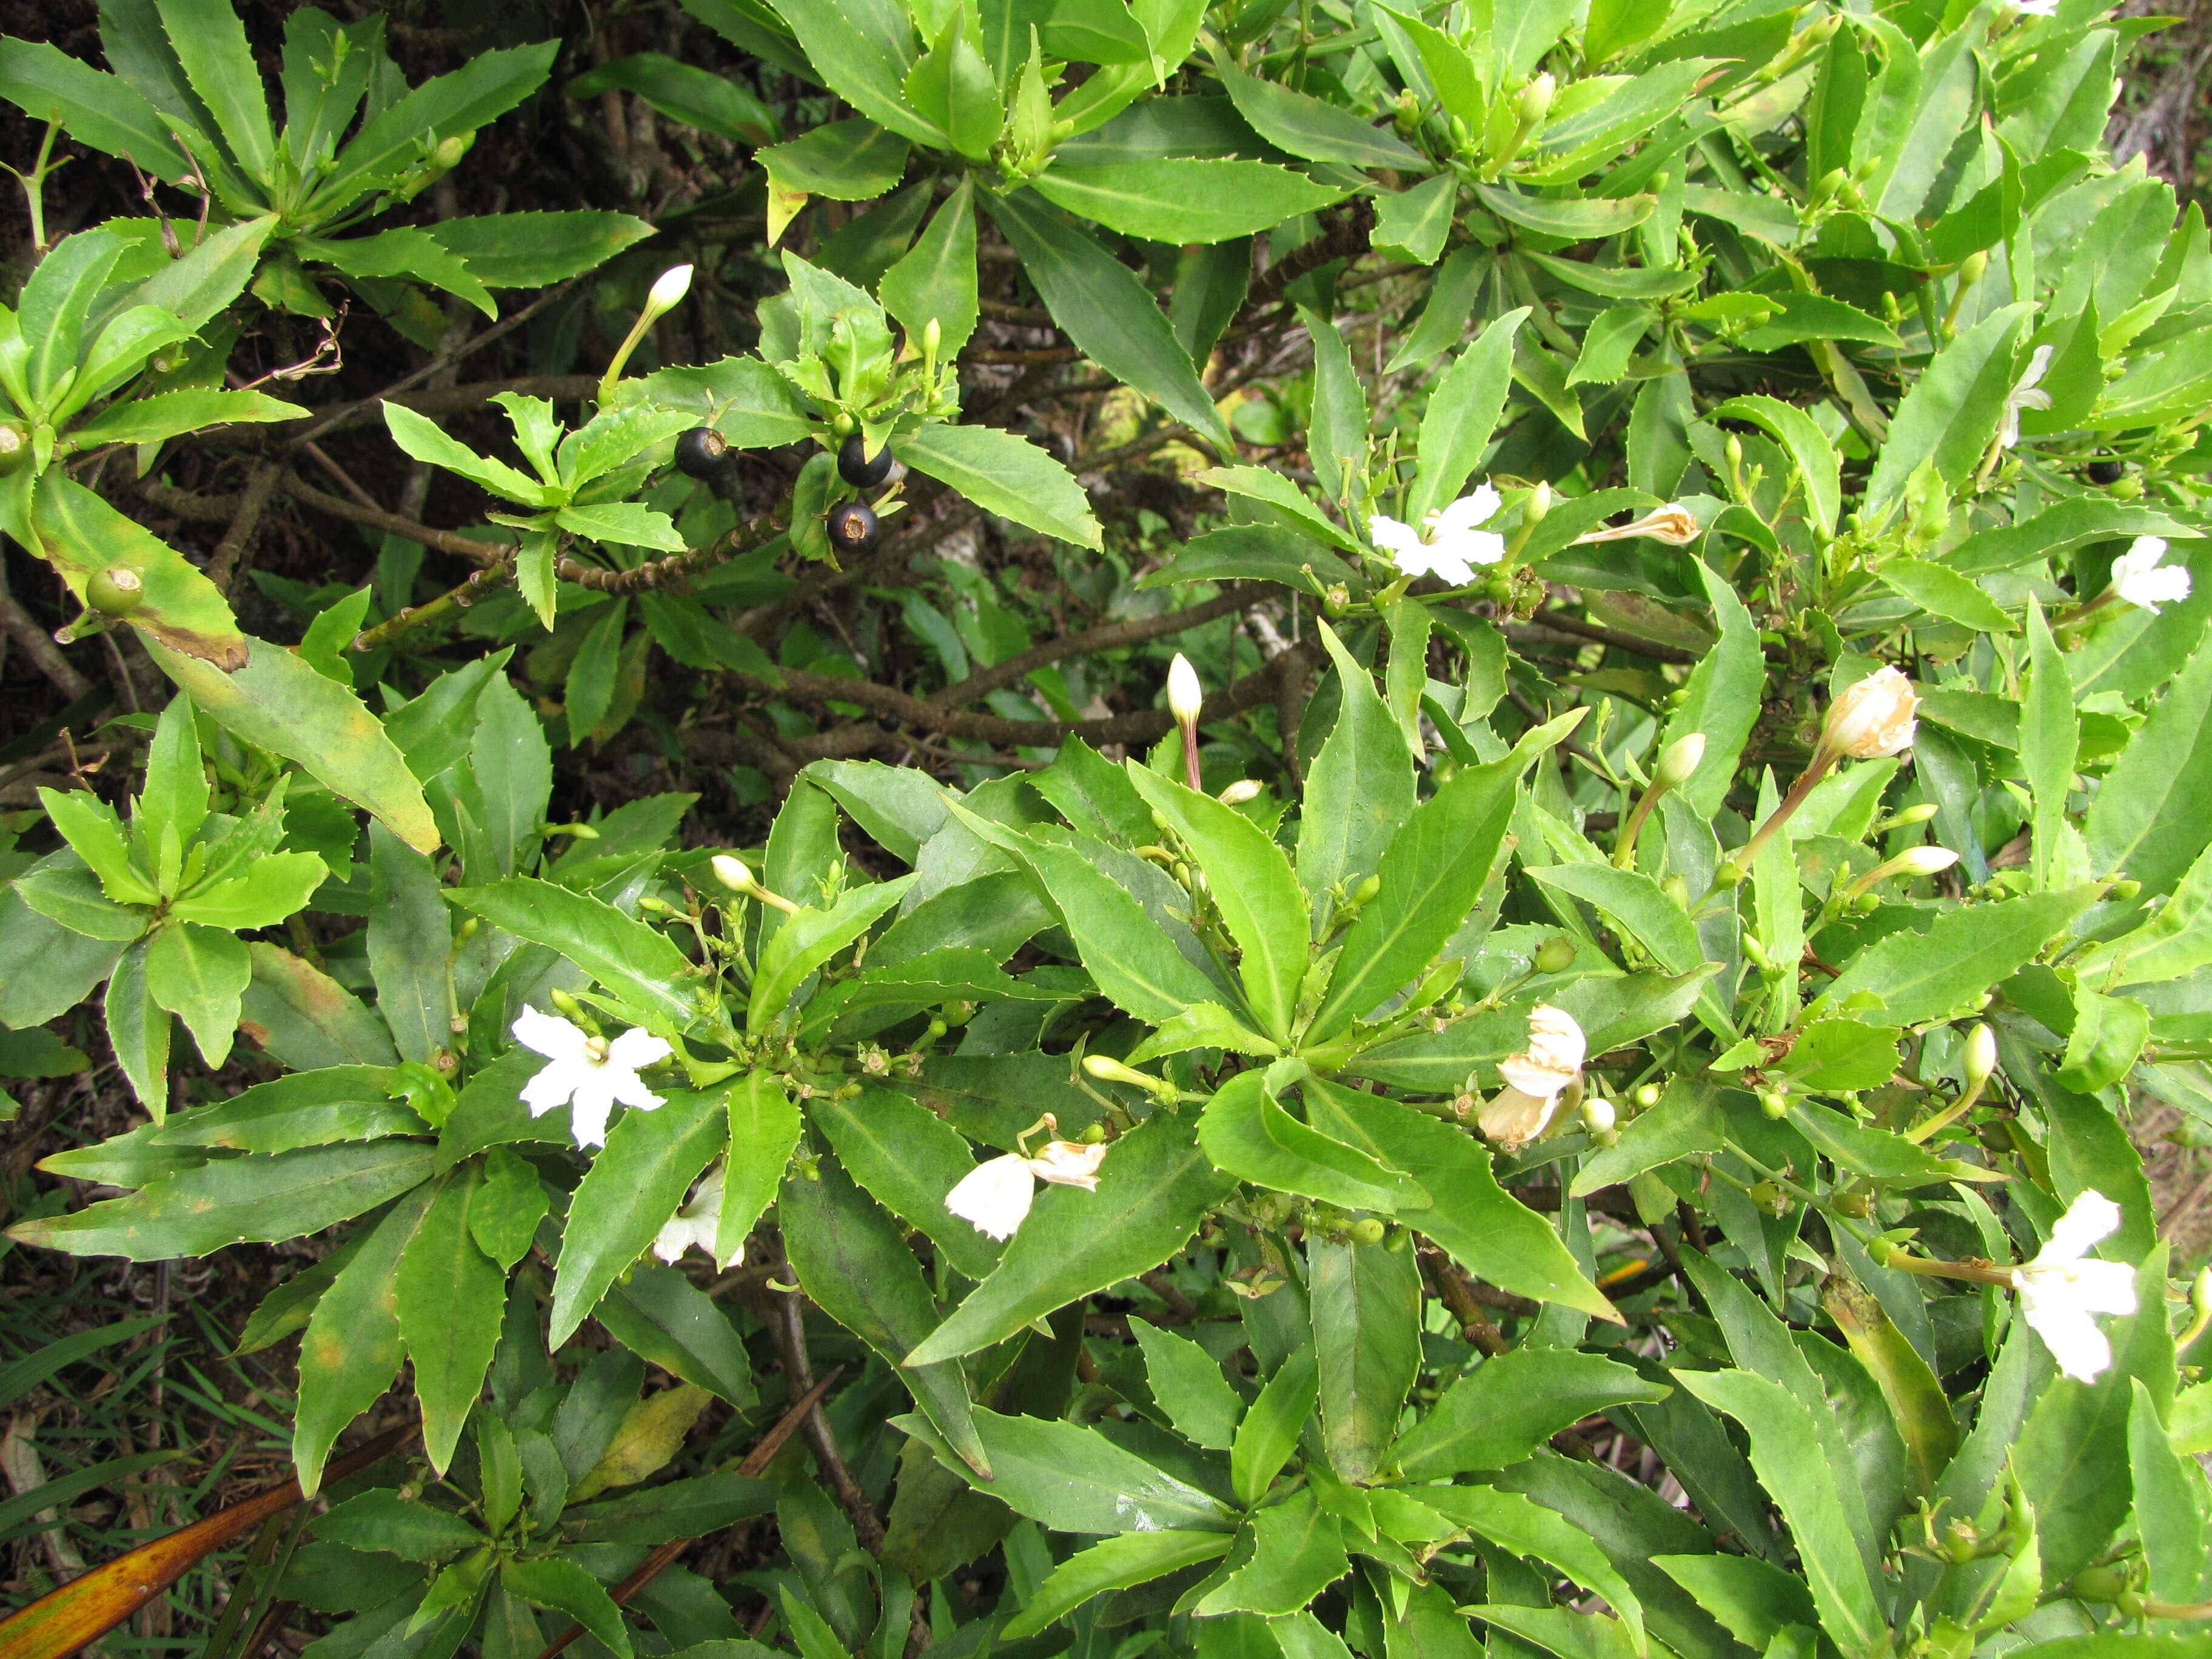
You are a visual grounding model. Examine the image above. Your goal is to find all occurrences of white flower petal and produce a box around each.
[1028,1140,1109,1191]
[608,1027,674,1070]
[2063,1258,2140,1318]
[2018,1289,2116,1382]
[1428,483,1501,538]
[609,1073,666,1112]
[520,1059,580,1117]
[513,1006,590,1064]
[1367,514,1424,558]
[2113,535,2168,580]
[568,1078,619,1148]
[2040,1188,2123,1265]
[2017,343,2055,393]
[1498,1055,1578,1096]
[1478,1085,1560,1150]
[1460,529,1510,568]
[2119,566,2192,614]
[946,1154,1037,1241]
[1398,542,1478,586]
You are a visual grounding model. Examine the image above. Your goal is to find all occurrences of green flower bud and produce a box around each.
[1352,874,1382,908]
[1516,72,1555,125]
[1653,732,1706,791]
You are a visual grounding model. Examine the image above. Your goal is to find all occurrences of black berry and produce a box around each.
[2086,458,2125,486]
[674,427,729,479]
[827,501,879,555]
[838,432,893,489]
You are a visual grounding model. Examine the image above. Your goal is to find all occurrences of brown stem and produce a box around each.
[775,1294,885,1555]
[1527,607,1699,666]
[206,461,286,594]
[1421,1251,1510,1356]
[529,1369,843,1659]
[281,475,507,563]
[0,591,88,698]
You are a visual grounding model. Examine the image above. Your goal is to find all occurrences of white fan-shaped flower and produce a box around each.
[2011,1188,2138,1383]
[1368,483,1507,585]
[2110,536,2193,615]
[945,1138,1110,1241]
[1999,344,2054,449]
[512,1006,671,1149]
[1480,1005,1587,1150]
[654,1162,730,1265]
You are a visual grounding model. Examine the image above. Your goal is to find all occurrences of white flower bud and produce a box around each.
[711,853,759,896]
[1822,665,1920,759]
[1963,1022,1997,1087]
[648,263,694,313]
[1580,1095,1617,1137]
[1894,846,1960,877]
[1653,733,1706,791]
[1167,654,1204,728]
[1218,779,1264,805]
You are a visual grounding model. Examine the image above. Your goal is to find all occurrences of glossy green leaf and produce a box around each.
[1199,1072,1426,1213]
[892,421,1102,550]
[1310,1233,1421,1485]
[451,877,698,1026]
[397,1166,505,1473]
[551,1087,726,1344]
[1231,1345,1318,1504]
[1002,1531,1235,1639]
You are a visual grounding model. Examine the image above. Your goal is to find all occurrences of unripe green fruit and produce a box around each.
[0,423,27,476]
[1349,1217,1387,1246]
[1534,935,1577,974]
[2069,1567,2126,1603]
[85,566,144,615]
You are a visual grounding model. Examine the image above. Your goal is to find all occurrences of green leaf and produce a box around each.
[382,403,557,508]
[292,1184,434,1493]
[1392,1344,1666,1481]
[891,421,1102,550]
[566,52,780,143]
[1198,1487,1351,1615]
[1310,1233,1421,1485]
[1425,1485,1645,1655]
[398,1166,505,1473]
[470,1147,548,1267]
[152,1066,418,1153]
[240,942,401,1070]
[365,823,451,1065]
[910,1405,1236,1533]
[1876,557,2014,634]
[905,1113,1236,1366]
[502,1557,632,1659]
[32,474,246,671]
[2085,638,2212,897]
[450,877,698,1026]
[1776,1019,1900,1093]
[566,1470,780,1545]
[1211,50,1422,167]
[1131,1319,1245,1450]
[317,1490,489,1563]
[1035,159,1349,245]
[814,1084,1002,1280]
[551,1088,727,1345]
[881,176,980,357]
[1305,1079,1619,1318]
[1199,1072,1427,1212]
[748,876,916,1033]
[1308,756,1518,1044]
[1408,309,1529,526]
[635,355,816,451]
[0,38,190,181]
[1298,620,1415,919]
[146,635,438,854]
[1821,1277,1959,1500]
[596,1265,759,1409]
[1002,1531,1234,1640]
[1127,763,1307,1038]
[2017,1251,2169,1584]
[2130,1378,2205,1606]
[168,850,326,930]
[764,0,937,147]
[1709,395,1840,535]
[1865,304,2033,512]
[1658,560,1761,817]
[103,939,169,1118]
[1648,1555,1815,1652]
[1196,464,1362,552]
[145,920,248,1067]
[316,42,557,214]
[781,1150,989,1478]
[1528,864,1701,974]
[1231,1345,1318,1504]
[904,17,999,159]
[1808,888,2100,1027]
[424,212,658,289]
[984,823,1219,1024]
[1138,525,1356,598]
[555,501,686,552]
[985,188,1232,453]
[1675,1370,1885,1654]
[757,116,908,198]
[1475,183,1654,238]
[719,1071,800,1270]
[12,1140,434,1261]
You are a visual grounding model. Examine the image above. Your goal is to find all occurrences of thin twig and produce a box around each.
[206,462,286,594]
[776,1293,885,1555]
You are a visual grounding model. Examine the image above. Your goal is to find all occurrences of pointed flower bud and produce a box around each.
[648,263,695,315]
[1517,72,1555,124]
[1654,732,1706,791]
[1822,665,1920,760]
[1167,654,1204,728]
[1218,779,1264,805]
[1963,1022,1997,1088]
